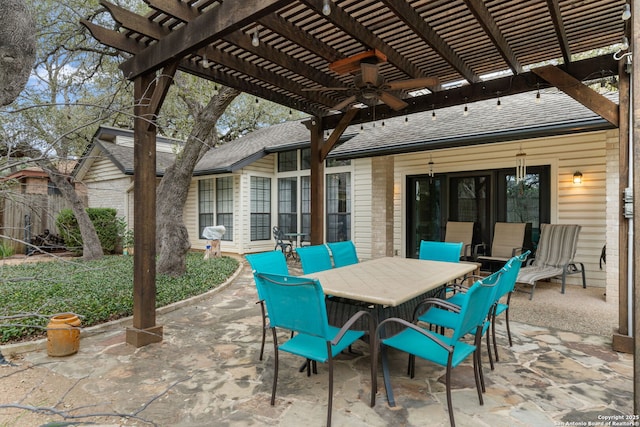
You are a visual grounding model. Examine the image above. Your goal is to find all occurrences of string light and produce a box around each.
[255,97,259,104]
[535,84,541,104]
[428,155,435,178]
[496,91,502,110]
[463,97,469,116]
[213,84,219,95]
[622,3,631,20]
[251,28,260,47]
[322,0,331,16]
[404,115,408,125]
[431,104,436,121]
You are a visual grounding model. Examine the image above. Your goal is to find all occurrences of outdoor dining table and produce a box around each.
[302,256,477,335]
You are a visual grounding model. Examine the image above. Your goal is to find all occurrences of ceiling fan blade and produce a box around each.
[332,95,357,111]
[379,91,408,111]
[384,77,439,91]
[360,63,379,85]
[302,87,351,91]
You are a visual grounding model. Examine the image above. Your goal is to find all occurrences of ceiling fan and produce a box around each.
[304,50,439,111]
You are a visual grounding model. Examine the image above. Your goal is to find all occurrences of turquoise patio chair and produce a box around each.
[255,272,373,427]
[413,269,502,372]
[489,251,529,362]
[327,240,359,268]
[296,244,333,274]
[419,240,463,263]
[372,274,499,427]
[245,251,289,361]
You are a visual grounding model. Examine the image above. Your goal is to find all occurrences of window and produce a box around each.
[301,176,311,237]
[277,177,297,234]
[251,176,271,240]
[301,148,311,170]
[326,158,351,167]
[216,177,233,241]
[198,179,214,238]
[278,151,297,172]
[326,172,351,242]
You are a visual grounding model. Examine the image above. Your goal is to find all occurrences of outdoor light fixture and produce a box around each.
[431,104,436,121]
[515,146,527,182]
[428,155,435,178]
[404,115,409,125]
[496,92,502,110]
[622,3,631,20]
[573,171,583,184]
[535,84,541,104]
[463,98,469,116]
[251,29,260,47]
[322,0,331,16]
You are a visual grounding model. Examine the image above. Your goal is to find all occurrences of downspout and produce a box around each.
[628,78,634,337]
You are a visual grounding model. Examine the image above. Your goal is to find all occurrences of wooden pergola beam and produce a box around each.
[546,0,572,65]
[532,64,619,127]
[120,0,294,79]
[463,0,523,75]
[381,0,478,84]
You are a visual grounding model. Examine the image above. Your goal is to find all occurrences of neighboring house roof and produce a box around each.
[76,89,617,178]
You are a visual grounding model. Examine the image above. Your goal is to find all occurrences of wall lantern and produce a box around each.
[573,171,583,184]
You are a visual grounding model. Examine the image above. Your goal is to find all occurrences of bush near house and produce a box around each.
[56,208,121,254]
[0,253,239,343]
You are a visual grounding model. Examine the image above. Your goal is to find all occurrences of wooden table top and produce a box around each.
[303,257,477,307]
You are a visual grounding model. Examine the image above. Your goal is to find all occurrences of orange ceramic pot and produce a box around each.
[46,313,81,357]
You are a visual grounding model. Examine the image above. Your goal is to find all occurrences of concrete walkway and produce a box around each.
[0,259,633,426]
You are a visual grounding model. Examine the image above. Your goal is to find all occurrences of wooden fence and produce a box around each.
[0,192,84,254]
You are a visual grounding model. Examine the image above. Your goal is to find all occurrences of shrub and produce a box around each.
[56,208,121,254]
[0,240,14,258]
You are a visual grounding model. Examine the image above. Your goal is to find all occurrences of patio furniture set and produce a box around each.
[246,223,584,427]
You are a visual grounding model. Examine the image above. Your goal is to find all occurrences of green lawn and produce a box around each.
[0,253,239,343]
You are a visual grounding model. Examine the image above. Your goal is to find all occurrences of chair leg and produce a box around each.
[270,329,279,406]
[445,361,455,427]
[528,282,536,300]
[473,346,484,404]
[474,331,486,394]
[486,324,494,371]
[492,314,499,363]
[505,307,513,347]
[381,345,396,407]
[327,354,334,427]
[258,301,267,361]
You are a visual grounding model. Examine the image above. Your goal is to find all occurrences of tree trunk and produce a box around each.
[156,87,239,276]
[40,161,104,260]
[0,0,36,106]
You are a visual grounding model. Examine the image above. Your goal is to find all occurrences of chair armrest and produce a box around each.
[331,310,373,346]
[376,317,451,351]
[473,243,487,257]
[510,247,524,257]
[412,297,461,321]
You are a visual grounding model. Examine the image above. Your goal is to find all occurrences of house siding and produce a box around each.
[392,129,614,291]
[82,155,132,221]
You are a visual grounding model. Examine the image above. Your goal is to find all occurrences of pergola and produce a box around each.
[82,0,639,408]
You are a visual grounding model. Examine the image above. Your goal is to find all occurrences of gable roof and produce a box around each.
[77,89,617,178]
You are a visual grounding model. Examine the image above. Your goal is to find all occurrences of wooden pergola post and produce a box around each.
[126,72,163,347]
[309,116,324,245]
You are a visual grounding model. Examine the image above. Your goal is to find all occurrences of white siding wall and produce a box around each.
[390,129,614,290]
[83,156,132,221]
[353,158,372,260]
